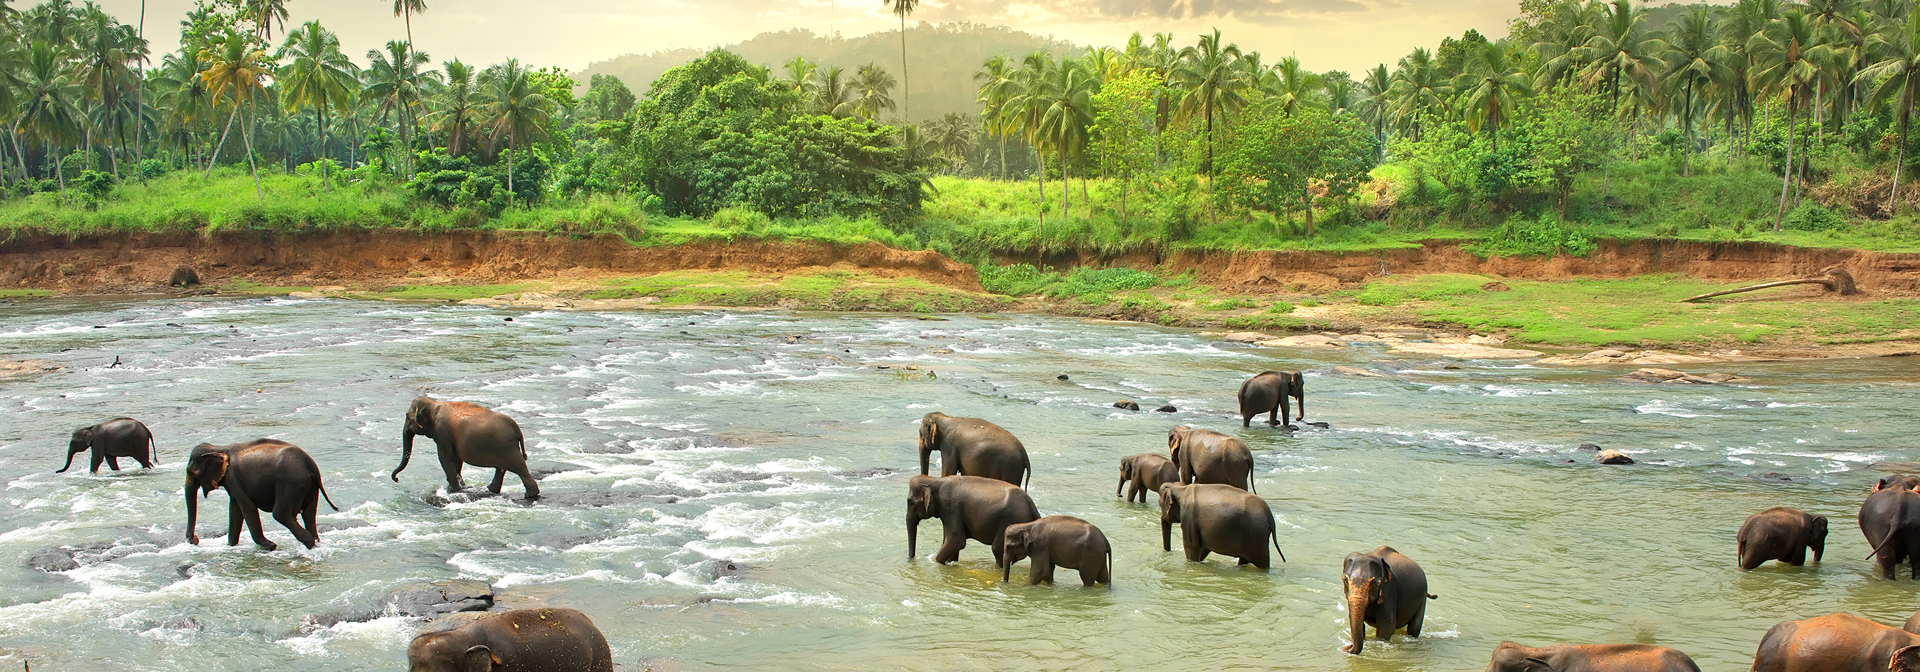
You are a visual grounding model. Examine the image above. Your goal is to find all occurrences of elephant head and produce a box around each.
[917,413,949,476]
[1157,483,1186,551]
[1343,551,1395,654]
[395,396,440,482]
[1807,514,1829,561]
[1894,645,1920,672]
[55,426,92,474]
[1117,456,1139,496]
[1287,371,1306,420]
[906,475,944,559]
[1167,426,1198,482]
[183,445,231,545]
[407,628,503,672]
[1001,520,1036,581]
[1878,475,1920,492]
[1485,643,1552,672]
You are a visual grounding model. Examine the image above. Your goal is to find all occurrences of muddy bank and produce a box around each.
[1016,239,1920,293]
[0,230,984,294]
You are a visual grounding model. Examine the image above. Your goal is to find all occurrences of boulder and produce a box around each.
[1219,332,1270,343]
[1596,450,1636,465]
[1388,342,1543,359]
[1623,368,1750,385]
[1330,366,1387,378]
[1155,404,1178,413]
[1258,335,1346,349]
[166,265,200,287]
[1576,443,1602,452]
[387,579,495,617]
[1113,400,1141,411]
[27,548,79,573]
[709,559,748,580]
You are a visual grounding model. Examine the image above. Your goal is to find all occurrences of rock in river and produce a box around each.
[1596,450,1636,465]
[1113,400,1140,411]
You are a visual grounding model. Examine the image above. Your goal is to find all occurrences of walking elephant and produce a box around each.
[1117,453,1179,504]
[907,475,1040,565]
[1487,643,1702,672]
[1168,426,1256,493]
[407,608,614,672]
[58,418,155,474]
[1751,613,1920,672]
[394,396,538,500]
[1001,515,1112,587]
[1861,475,1920,579]
[1238,371,1304,428]
[917,412,1031,488]
[1342,546,1437,655]
[1737,507,1827,570]
[184,439,339,551]
[1158,483,1285,569]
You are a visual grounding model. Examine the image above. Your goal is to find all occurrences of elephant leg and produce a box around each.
[303,494,319,542]
[106,456,122,471]
[1267,407,1280,426]
[1788,545,1806,566]
[1242,413,1252,428]
[935,527,967,564]
[271,497,315,549]
[131,453,152,469]
[1406,602,1425,638]
[512,465,540,500]
[488,468,507,494]
[441,458,465,492]
[242,504,276,551]
[1030,550,1050,585]
[228,501,244,546]
[90,453,104,474]
[1882,551,1899,580]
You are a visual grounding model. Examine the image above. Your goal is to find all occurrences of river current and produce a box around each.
[0,297,1916,671]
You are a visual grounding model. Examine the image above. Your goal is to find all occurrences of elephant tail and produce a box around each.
[1427,593,1439,599]
[148,431,157,465]
[1024,462,1032,490]
[1867,494,1915,560]
[1269,513,1286,563]
[517,428,528,460]
[318,478,340,512]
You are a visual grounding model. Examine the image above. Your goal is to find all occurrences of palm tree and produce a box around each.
[393,0,427,58]
[974,54,1016,179]
[278,20,358,194]
[363,39,435,175]
[1575,0,1668,112]
[72,8,138,175]
[1007,51,1054,230]
[1532,0,1601,88]
[926,112,975,174]
[427,59,478,156]
[154,45,212,170]
[12,40,85,195]
[1356,63,1391,148]
[1750,9,1833,229]
[1387,48,1448,139]
[1858,8,1920,209]
[1323,75,1356,114]
[199,29,272,197]
[812,66,856,118]
[477,58,554,204]
[851,63,896,119]
[782,55,818,108]
[1452,40,1532,151]
[1660,6,1732,175]
[1269,56,1320,116]
[882,0,919,120]
[245,0,289,41]
[1171,29,1244,182]
[1036,55,1096,216]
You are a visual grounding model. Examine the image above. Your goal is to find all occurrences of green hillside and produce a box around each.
[575,23,1083,123]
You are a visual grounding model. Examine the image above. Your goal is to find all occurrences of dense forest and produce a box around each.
[5,0,1920,260]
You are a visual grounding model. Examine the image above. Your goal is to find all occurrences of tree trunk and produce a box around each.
[317,107,330,195]
[206,101,242,180]
[1775,91,1796,231]
[135,0,146,182]
[1893,92,1910,213]
[897,13,909,121]
[243,104,262,201]
[1036,146,1046,242]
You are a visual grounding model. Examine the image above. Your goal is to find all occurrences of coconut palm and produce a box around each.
[1533,0,1602,88]
[1387,48,1448,139]
[477,58,554,204]
[851,63,896,119]
[925,111,975,174]
[1574,0,1668,111]
[199,29,272,198]
[1268,56,1319,116]
[812,66,856,118]
[882,0,919,120]
[393,0,427,56]
[1452,40,1532,151]
[1659,6,1732,175]
[1171,29,1245,181]
[363,39,435,175]
[1323,74,1356,114]
[277,20,358,193]
[974,53,1017,179]
[1356,63,1391,147]
[1750,9,1834,229]
[154,44,212,170]
[245,0,289,41]
[427,59,478,156]
[782,56,818,108]
[1858,8,1920,209]
[1035,55,1096,215]
[11,40,85,195]
[72,8,141,174]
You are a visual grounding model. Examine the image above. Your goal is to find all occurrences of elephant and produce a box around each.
[917,412,1031,488]
[1117,453,1179,504]
[1238,370,1305,428]
[1001,515,1112,586]
[1486,642,1702,672]
[395,396,539,500]
[57,418,155,474]
[907,475,1040,565]
[1860,474,1920,579]
[1157,483,1285,569]
[1907,609,1920,635]
[1737,507,1827,570]
[1342,546,1437,655]
[184,439,339,551]
[406,608,614,672]
[1751,613,1920,672]
[1168,426,1256,493]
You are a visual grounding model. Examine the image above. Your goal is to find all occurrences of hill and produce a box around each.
[575,23,1084,124]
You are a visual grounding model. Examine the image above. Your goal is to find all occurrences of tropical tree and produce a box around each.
[12,40,85,194]
[1268,56,1320,116]
[278,20,358,193]
[851,63,897,119]
[974,53,1017,179]
[427,59,481,156]
[812,65,856,118]
[882,0,919,120]
[363,39,435,175]
[199,29,272,197]
[1387,48,1448,139]
[1171,29,1244,179]
[1750,8,1833,229]
[477,58,554,203]
[393,0,427,56]
[1035,55,1096,216]
[1452,40,1532,150]
[1658,6,1730,175]
[1574,0,1667,112]
[244,0,289,41]
[1356,63,1391,148]
[1858,7,1920,209]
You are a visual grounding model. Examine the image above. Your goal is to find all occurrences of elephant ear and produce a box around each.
[1522,657,1554,671]
[1378,557,1394,585]
[191,453,228,492]
[464,645,500,672]
[1892,645,1920,672]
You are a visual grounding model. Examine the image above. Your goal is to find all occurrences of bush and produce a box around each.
[978,263,1059,296]
[1785,201,1846,232]
[137,159,171,180]
[73,170,114,208]
[1463,214,1596,258]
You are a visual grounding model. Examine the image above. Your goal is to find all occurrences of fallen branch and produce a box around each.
[1681,267,1858,303]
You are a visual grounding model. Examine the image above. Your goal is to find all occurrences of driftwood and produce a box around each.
[1680,266,1858,303]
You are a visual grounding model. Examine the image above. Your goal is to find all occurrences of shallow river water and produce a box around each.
[0,297,1917,671]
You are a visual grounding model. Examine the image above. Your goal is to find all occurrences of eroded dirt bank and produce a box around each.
[0,230,985,294]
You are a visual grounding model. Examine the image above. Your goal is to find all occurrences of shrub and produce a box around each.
[1464,214,1596,258]
[978,263,1059,296]
[1785,201,1846,232]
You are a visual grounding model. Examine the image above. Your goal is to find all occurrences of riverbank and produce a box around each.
[3,229,1916,360]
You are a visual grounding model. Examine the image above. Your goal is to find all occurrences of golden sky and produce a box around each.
[92,0,1526,75]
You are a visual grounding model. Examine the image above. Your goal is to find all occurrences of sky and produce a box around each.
[90,0,1526,76]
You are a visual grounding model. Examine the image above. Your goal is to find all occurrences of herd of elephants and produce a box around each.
[38,366,1920,671]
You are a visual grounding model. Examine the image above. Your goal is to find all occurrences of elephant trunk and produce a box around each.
[1004,559,1013,582]
[1296,387,1306,421]
[918,441,932,476]
[907,514,919,559]
[1346,590,1369,655]
[56,444,84,474]
[1161,519,1173,552]
[394,428,416,482]
[184,477,200,544]
[1116,474,1126,498]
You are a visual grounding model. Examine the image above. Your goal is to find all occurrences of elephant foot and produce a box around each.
[257,542,278,552]
[1342,644,1359,655]
[1265,420,1282,427]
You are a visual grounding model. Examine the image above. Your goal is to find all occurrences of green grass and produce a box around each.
[371,284,536,301]
[1351,273,1920,346]
[0,288,50,298]
[588,269,1009,312]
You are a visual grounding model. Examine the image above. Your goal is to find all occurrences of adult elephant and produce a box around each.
[1117,453,1180,504]
[1001,515,1112,587]
[1486,642,1701,672]
[1342,546,1437,655]
[1737,507,1827,570]
[406,608,614,672]
[907,475,1039,565]
[917,412,1031,488]
[184,439,339,551]
[1751,613,1920,672]
[394,396,538,500]
[1158,483,1285,569]
[1238,370,1304,429]
[1168,426,1255,493]
[1861,475,1920,579]
[58,418,155,474]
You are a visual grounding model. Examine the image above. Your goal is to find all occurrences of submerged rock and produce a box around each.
[1258,335,1345,349]
[1596,449,1636,465]
[1389,342,1542,359]
[1622,368,1750,385]
[27,549,79,573]
[1155,404,1178,413]
[1330,366,1387,378]
[1577,443,1602,452]
[709,559,748,580]
[1113,400,1140,411]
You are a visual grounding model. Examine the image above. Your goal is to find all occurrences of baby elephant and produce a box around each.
[1342,546,1436,655]
[184,439,339,551]
[1752,613,1920,672]
[1737,507,1827,570]
[58,418,155,474]
[1158,483,1285,569]
[1117,453,1179,503]
[407,608,613,672]
[1002,516,1112,586]
[1487,642,1701,672]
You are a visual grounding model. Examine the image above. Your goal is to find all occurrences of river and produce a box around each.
[0,297,1915,671]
